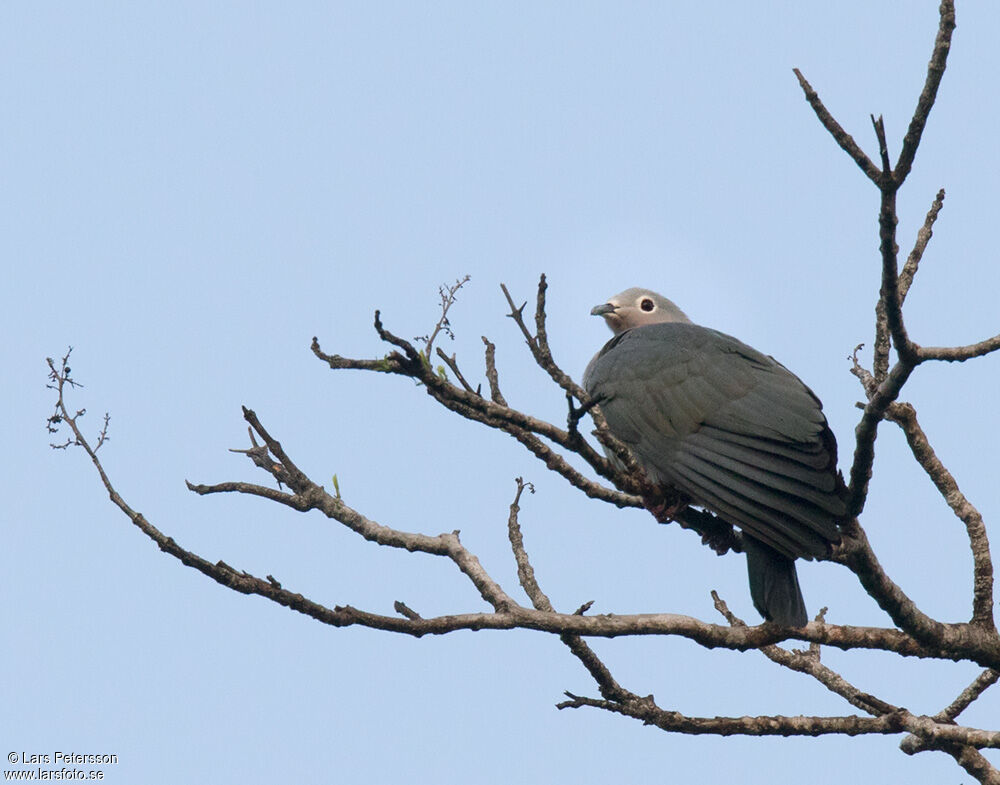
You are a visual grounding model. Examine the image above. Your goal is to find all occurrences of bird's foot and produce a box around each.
[642,493,687,523]
[701,529,735,556]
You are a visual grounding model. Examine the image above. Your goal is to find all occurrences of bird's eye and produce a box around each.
[640,298,655,312]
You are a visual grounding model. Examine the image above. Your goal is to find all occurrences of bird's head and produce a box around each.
[591,288,691,334]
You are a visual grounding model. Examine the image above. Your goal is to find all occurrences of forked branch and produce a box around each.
[46,0,1000,780]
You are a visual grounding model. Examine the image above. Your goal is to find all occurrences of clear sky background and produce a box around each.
[4,2,1000,783]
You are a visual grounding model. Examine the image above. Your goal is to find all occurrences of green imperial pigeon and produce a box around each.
[584,288,845,626]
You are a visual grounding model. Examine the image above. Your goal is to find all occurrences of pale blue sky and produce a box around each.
[5,2,1000,783]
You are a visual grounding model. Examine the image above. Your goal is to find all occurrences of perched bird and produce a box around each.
[584,287,844,626]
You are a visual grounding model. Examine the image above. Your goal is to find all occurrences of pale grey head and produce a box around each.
[590,287,691,334]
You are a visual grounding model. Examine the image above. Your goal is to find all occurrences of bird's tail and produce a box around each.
[743,536,808,627]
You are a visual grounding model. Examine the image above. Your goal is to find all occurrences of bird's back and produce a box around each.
[584,322,844,559]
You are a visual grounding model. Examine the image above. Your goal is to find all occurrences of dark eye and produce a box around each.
[640,298,655,312]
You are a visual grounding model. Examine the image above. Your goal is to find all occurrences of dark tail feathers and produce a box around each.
[743,536,808,627]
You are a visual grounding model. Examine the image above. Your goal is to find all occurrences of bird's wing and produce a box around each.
[584,322,843,558]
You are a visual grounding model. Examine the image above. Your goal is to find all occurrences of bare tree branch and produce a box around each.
[436,347,478,394]
[878,186,917,365]
[505,478,636,703]
[792,68,881,184]
[885,402,995,628]
[713,594,899,716]
[49,359,992,663]
[847,360,915,516]
[481,336,508,405]
[899,188,946,303]
[416,275,471,360]
[55,356,1000,685]
[562,687,1000,752]
[936,669,1000,724]
[711,595,1000,777]
[871,113,892,177]
[919,336,1000,363]
[874,188,946,382]
[894,0,956,185]
[47,2,1000,780]
[935,749,1000,785]
[559,694,909,738]
[500,276,586,401]
[831,521,1000,662]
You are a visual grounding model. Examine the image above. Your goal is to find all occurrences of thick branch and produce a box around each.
[899,667,1000,783]
[874,188,946,382]
[847,361,914,516]
[879,188,918,365]
[505,423,641,508]
[560,696,907,739]
[832,521,999,662]
[935,749,1000,785]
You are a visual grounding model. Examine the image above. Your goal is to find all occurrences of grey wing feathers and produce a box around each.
[584,322,844,559]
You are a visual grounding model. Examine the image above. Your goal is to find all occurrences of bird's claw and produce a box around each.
[642,494,687,523]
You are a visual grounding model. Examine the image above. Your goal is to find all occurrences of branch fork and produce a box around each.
[48,1,1000,780]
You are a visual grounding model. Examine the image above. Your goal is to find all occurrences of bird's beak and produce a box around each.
[590,302,617,317]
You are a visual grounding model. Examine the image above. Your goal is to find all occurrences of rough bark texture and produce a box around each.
[48,1,1000,781]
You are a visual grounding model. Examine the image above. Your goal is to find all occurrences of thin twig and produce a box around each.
[894,0,956,185]
[937,669,1000,723]
[874,188,946,382]
[851,343,879,397]
[419,275,471,360]
[481,336,508,406]
[899,188,946,303]
[793,68,881,183]
[919,336,1000,363]
[436,347,478,394]
[871,114,892,175]
[712,592,899,716]
[506,478,549,610]
[501,276,589,400]
[505,477,634,702]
